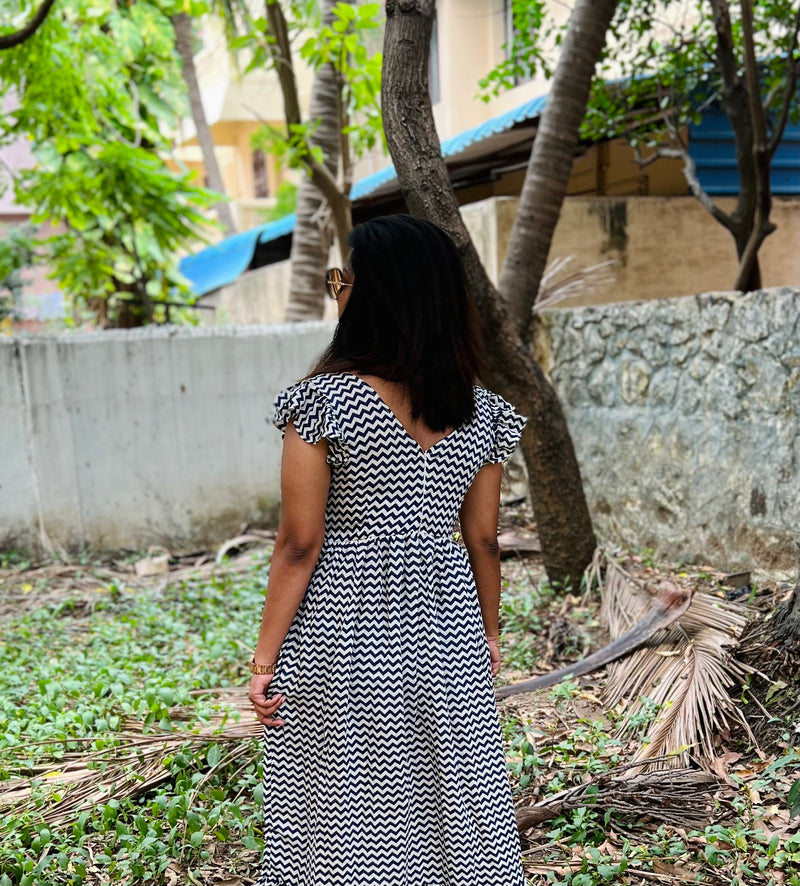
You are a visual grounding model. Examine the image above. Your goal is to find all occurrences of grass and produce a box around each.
[1,545,799,885]
[0,553,272,885]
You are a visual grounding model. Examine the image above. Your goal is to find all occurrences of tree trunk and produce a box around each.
[264,0,352,303]
[732,226,763,291]
[382,0,596,586]
[708,0,771,293]
[733,0,776,293]
[498,0,619,342]
[0,0,57,50]
[774,584,800,649]
[285,0,351,322]
[172,12,236,236]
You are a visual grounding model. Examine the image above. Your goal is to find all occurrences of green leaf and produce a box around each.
[789,779,800,819]
[765,680,788,704]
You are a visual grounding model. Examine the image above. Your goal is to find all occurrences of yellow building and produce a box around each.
[171,15,315,231]
[176,1,799,314]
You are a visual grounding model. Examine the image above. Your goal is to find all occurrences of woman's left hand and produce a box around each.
[487,636,501,676]
[249,673,286,726]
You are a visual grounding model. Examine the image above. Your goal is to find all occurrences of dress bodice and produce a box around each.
[272,373,525,541]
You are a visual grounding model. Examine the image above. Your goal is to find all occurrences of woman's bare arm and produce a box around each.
[459,463,504,673]
[253,423,330,662]
[249,423,330,724]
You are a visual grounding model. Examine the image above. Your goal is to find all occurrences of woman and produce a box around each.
[249,215,526,886]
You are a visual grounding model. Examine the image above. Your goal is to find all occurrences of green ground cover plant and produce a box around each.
[0,556,271,884]
[0,544,798,884]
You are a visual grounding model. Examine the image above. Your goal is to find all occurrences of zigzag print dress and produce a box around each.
[259,372,526,886]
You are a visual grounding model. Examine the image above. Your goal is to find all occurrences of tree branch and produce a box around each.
[264,0,351,254]
[634,143,735,234]
[767,6,800,158]
[735,0,775,291]
[708,0,740,94]
[264,0,302,128]
[0,0,57,50]
[307,158,350,255]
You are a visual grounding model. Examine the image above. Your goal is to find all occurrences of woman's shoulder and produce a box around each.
[473,384,511,411]
[473,385,527,426]
[276,371,352,398]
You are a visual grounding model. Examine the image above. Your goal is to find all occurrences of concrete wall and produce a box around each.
[192,196,798,327]
[463,195,800,305]
[0,323,334,556]
[197,262,340,326]
[3,290,797,569]
[540,287,800,570]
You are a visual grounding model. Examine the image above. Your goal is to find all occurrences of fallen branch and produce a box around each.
[496,573,691,699]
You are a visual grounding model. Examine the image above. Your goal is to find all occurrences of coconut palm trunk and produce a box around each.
[285,0,353,321]
[172,12,236,236]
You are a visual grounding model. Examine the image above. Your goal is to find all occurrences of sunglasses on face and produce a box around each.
[325,268,353,300]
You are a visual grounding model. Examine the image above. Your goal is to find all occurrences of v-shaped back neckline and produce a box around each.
[347,374,459,456]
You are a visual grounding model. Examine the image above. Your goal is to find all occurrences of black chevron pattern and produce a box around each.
[258,373,526,886]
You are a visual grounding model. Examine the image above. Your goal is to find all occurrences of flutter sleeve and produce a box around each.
[271,379,346,465]
[483,390,527,465]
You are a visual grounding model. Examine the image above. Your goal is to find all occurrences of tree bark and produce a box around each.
[708,0,770,292]
[285,0,351,322]
[498,0,619,342]
[265,0,351,268]
[382,0,596,586]
[0,0,57,50]
[774,583,800,649]
[733,0,776,292]
[172,12,236,236]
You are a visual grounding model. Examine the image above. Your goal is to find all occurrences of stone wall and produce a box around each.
[540,287,800,570]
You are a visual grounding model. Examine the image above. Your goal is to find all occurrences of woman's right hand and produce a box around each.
[249,673,286,726]
[487,636,501,677]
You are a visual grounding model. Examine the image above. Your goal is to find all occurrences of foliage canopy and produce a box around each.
[0,0,217,326]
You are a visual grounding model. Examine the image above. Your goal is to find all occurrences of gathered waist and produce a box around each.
[322,529,457,549]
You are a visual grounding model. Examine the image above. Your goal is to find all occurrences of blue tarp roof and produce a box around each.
[690,108,800,195]
[179,212,296,297]
[179,94,549,297]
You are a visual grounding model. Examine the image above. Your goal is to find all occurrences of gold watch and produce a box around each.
[248,659,277,675]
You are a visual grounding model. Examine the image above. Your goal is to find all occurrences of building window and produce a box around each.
[253,149,269,198]
[429,13,440,105]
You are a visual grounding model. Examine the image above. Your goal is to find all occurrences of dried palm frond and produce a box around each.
[516,765,723,833]
[0,690,260,827]
[595,551,752,771]
[534,256,617,312]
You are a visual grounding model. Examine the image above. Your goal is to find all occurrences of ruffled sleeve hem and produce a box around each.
[483,390,527,465]
[271,379,346,465]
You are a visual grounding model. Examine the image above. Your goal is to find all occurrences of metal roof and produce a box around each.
[179,213,296,297]
[179,95,549,296]
[351,93,549,201]
[690,107,800,195]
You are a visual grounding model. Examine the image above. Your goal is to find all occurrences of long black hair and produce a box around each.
[311,215,482,431]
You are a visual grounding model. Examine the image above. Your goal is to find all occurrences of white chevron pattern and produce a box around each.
[259,373,526,886]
